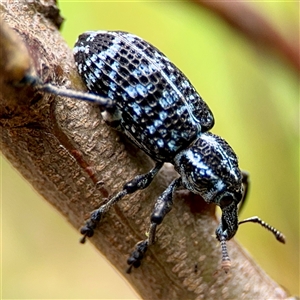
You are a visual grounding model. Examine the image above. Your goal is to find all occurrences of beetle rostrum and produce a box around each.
[32,30,285,273]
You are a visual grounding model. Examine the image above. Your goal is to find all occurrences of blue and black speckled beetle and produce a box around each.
[35,31,285,273]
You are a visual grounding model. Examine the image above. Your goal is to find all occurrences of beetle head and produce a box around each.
[174,132,243,240]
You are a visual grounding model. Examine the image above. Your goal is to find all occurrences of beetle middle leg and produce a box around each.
[80,161,164,243]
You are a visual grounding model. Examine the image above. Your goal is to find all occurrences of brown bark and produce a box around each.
[0,1,291,299]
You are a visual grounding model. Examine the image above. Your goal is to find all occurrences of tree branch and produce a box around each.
[0,1,290,299]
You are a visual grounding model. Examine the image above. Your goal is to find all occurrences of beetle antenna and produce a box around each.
[239,216,285,243]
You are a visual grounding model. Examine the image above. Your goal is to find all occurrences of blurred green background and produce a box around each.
[2,1,299,299]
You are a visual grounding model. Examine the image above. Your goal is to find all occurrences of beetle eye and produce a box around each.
[219,196,233,208]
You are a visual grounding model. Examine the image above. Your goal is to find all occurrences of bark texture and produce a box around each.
[0,1,291,299]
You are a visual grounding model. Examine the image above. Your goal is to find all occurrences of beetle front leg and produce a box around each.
[238,170,250,214]
[215,203,239,273]
[126,178,182,273]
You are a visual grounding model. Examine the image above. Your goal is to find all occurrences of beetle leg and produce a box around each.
[126,178,182,272]
[80,161,164,243]
[26,74,116,110]
[238,170,249,214]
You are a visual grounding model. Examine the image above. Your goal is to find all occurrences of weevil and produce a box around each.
[32,31,285,273]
